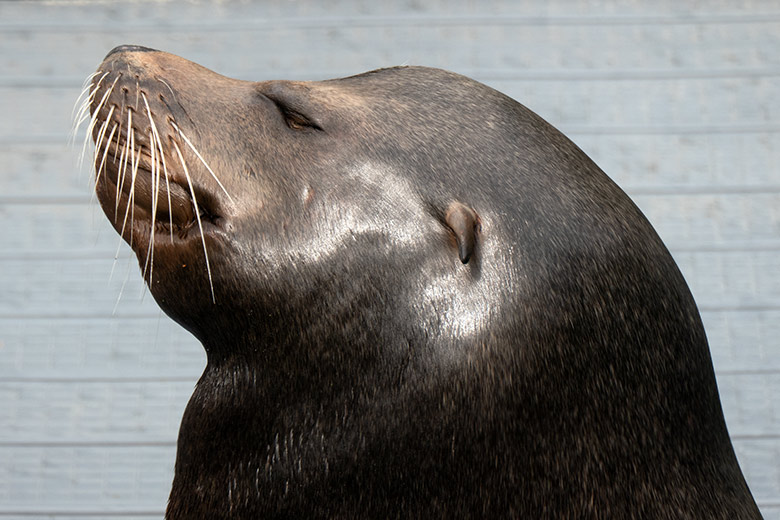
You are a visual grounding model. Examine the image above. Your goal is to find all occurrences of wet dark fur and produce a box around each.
[87,46,762,519]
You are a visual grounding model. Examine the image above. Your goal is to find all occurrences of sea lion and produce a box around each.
[78,45,763,519]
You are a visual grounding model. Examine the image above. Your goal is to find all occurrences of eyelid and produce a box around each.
[265,94,323,131]
[281,107,321,131]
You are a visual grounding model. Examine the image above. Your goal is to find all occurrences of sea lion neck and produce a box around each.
[196,331,406,403]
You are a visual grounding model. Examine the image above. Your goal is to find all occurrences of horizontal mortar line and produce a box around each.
[476,68,780,81]
[627,185,780,195]
[0,440,176,447]
[698,304,780,312]
[0,135,72,145]
[0,195,91,204]
[0,313,168,320]
[1,376,198,384]
[716,369,780,376]
[667,243,780,253]
[6,184,780,205]
[1,12,780,31]
[0,511,163,517]
[4,67,780,88]
[730,434,780,441]
[0,251,128,261]
[562,124,780,135]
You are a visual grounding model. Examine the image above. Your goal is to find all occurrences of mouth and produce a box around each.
[95,135,223,242]
[77,61,232,303]
[88,110,228,303]
[82,67,231,252]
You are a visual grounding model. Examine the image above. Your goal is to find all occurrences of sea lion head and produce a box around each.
[79,46,760,518]
[82,45,540,362]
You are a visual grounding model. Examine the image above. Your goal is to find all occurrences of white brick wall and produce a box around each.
[1,2,778,517]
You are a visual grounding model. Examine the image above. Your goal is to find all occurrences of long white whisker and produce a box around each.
[116,110,133,213]
[141,130,158,289]
[119,139,141,248]
[79,80,115,173]
[157,78,177,100]
[128,136,141,251]
[134,80,140,114]
[72,71,106,145]
[74,72,107,136]
[89,115,111,199]
[72,72,102,120]
[92,117,110,173]
[94,104,113,144]
[112,222,128,282]
[80,74,119,171]
[91,121,118,205]
[93,105,115,178]
[71,71,100,120]
[71,89,96,146]
[172,140,216,303]
[115,134,129,213]
[112,251,135,316]
[170,121,233,203]
[142,92,174,242]
[112,105,124,164]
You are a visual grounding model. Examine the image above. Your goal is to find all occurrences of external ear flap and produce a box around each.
[445,202,480,264]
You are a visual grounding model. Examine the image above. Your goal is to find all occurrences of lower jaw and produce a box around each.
[94,170,228,262]
[129,207,227,250]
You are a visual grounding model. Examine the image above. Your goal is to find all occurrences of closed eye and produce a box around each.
[269,99,323,131]
[281,107,321,131]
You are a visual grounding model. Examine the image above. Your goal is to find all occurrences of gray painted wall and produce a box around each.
[1,1,778,518]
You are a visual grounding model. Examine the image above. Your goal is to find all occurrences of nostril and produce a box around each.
[105,44,158,59]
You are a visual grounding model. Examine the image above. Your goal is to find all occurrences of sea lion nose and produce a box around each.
[105,44,158,59]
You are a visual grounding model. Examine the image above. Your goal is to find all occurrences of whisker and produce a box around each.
[89,114,112,200]
[115,135,129,213]
[142,92,175,243]
[72,72,102,117]
[127,135,141,250]
[92,117,109,174]
[112,250,136,316]
[157,78,177,100]
[72,71,107,146]
[112,105,124,164]
[91,121,118,206]
[74,72,107,130]
[135,79,140,115]
[71,89,96,146]
[140,97,165,288]
[93,105,115,179]
[141,130,158,289]
[119,138,141,249]
[170,121,233,203]
[77,107,99,173]
[80,88,114,176]
[172,140,216,303]
[71,71,101,121]
[115,110,133,214]
[80,75,119,172]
